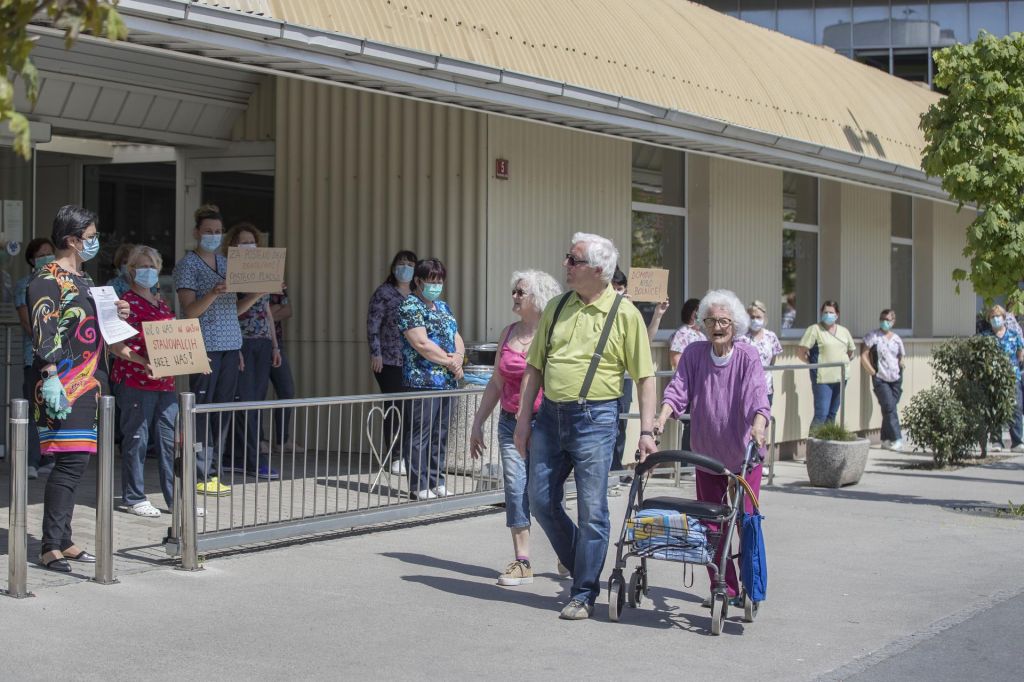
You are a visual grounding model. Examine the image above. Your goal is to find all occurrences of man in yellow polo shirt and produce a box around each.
[514,232,657,621]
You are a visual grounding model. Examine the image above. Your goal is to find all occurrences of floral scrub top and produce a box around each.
[367,282,407,367]
[269,290,289,348]
[738,330,783,394]
[28,262,106,455]
[172,251,242,352]
[397,296,458,390]
[238,294,272,340]
[983,328,1024,381]
[863,330,906,383]
[670,325,707,354]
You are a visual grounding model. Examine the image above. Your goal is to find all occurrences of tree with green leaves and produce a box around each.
[920,31,1024,313]
[2,0,125,158]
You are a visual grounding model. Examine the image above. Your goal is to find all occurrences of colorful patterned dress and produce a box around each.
[28,262,106,455]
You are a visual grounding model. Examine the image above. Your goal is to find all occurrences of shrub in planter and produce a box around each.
[901,386,975,467]
[806,422,870,488]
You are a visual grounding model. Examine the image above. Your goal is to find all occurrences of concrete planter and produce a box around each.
[806,437,870,488]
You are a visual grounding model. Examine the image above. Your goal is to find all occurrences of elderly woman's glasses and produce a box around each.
[564,253,589,268]
[512,288,528,297]
[703,317,733,329]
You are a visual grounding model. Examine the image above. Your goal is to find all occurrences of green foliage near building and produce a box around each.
[2,1,125,158]
[920,31,1024,313]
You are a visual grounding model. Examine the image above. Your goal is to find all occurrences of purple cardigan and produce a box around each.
[661,341,771,474]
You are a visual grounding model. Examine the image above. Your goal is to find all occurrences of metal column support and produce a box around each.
[176,392,201,571]
[4,399,33,598]
[93,395,118,585]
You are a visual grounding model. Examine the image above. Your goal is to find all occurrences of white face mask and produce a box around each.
[749,318,765,332]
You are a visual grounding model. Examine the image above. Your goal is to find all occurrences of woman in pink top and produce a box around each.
[471,269,561,587]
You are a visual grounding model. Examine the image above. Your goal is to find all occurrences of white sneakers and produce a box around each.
[432,485,452,497]
[889,439,903,452]
[413,485,452,500]
[390,459,407,475]
[125,501,162,518]
[1012,443,1024,453]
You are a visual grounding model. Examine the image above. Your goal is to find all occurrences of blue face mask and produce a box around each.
[821,312,838,325]
[393,265,414,283]
[421,283,443,301]
[134,267,159,289]
[880,320,893,332]
[199,234,222,253]
[991,315,1005,330]
[33,254,55,270]
[79,236,100,262]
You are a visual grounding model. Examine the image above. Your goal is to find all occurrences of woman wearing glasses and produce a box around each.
[655,289,770,608]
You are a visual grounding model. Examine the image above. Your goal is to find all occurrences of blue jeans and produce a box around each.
[529,398,618,606]
[812,382,843,428]
[498,411,530,529]
[872,377,903,443]
[119,386,176,508]
[190,349,240,479]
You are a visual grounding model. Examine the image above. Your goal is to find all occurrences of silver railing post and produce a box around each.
[4,399,32,598]
[93,395,117,585]
[177,392,201,571]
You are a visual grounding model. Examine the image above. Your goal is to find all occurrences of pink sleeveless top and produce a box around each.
[498,326,543,415]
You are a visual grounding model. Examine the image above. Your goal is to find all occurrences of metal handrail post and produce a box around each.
[177,392,201,571]
[4,399,32,598]
[93,395,118,585]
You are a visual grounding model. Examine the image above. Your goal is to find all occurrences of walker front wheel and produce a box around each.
[710,594,726,636]
[628,568,644,608]
[608,574,626,622]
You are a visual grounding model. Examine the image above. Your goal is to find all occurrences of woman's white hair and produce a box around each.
[511,270,562,312]
[126,244,163,273]
[571,232,619,283]
[698,289,750,338]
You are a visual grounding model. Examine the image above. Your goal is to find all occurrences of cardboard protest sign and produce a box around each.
[142,319,211,378]
[627,268,670,303]
[225,247,286,293]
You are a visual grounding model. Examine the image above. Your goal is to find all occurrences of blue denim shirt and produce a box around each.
[983,328,1024,381]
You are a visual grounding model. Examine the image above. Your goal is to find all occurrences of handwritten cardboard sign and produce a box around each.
[225,247,286,293]
[142,319,211,378]
[627,268,670,303]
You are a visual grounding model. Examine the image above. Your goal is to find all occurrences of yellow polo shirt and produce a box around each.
[799,323,855,384]
[527,285,654,402]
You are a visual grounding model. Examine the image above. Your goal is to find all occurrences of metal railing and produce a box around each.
[169,387,507,564]
[0,324,25,459]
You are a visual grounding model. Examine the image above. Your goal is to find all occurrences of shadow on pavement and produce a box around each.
[772,481,994,508]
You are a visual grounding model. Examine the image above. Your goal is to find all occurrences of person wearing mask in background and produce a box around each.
[861,309,907,452]
[798,300,856,429]
[105,242,136,297]
[738,300,783,407]
[15,237,55,479]
[981,304,1024,453]
[367,249,418,475]
[469,269,562,587]
[268,282,301,451]
[397,258,465,500]
[31,206,152,572]
[224,223,282,480]
[173,204,262,499]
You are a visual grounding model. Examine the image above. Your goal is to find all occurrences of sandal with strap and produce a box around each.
[126,501,162,518]
[41,556,72,573]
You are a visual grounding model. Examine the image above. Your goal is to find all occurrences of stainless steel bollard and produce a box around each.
[93,395,118,585]
[4,399,33,598]
[177,392,201,571]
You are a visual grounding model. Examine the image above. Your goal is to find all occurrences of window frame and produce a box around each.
[891,196,914,336]
[781,173,821,339]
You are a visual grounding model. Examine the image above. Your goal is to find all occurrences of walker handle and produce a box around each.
[635,450,726,477]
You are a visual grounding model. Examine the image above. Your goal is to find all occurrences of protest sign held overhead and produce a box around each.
[225,246,286,293]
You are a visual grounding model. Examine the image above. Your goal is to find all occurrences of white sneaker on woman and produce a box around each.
[415,489,437,501]
[431,485,452,497]
[390,459,407,475]
[128,501,162,518]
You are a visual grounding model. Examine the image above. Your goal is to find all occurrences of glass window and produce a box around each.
[778,0,816,42]
[782,229,819,331]
[891,3,930,46]
[891,243,913,327]
[891,194,913,239]
[853,0,891,47]
[855,49,891,72]
[1012,1,1024,32]
[702,0,740,17]
[632,146,685,207]
[930,0,969,45]
[632,212,685,331]
[892,49,930,81]
[818,0,853,48]
[0,145,35,307]
[783,172,818,225]
[740,0,777,29]
[969,1,1009,38]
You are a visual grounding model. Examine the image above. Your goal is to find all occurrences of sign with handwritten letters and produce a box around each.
[627,268,670,303]
[225,247,286,293]
[142,319,211,378]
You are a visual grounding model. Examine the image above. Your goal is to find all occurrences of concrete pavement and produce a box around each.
[1,446,1023,680]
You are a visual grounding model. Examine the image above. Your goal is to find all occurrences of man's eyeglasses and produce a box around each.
[703,317,733,329]
[564,253,589,268]
[512,288,528,297]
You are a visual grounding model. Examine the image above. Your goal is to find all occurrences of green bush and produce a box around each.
[901,386,975,466]
[810,422,855,442]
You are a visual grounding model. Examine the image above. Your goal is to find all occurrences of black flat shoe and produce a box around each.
[41,557,72,573]
[63,550,96,563]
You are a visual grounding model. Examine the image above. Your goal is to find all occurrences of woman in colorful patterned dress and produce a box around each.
[397,258,466,500]
[31,206,153,573]
[739,300,784,407]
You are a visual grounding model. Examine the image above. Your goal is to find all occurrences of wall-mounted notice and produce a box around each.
[2,200,24,242]
[225,246,286,293]
[142,319,211,378]
[627,268,670,303]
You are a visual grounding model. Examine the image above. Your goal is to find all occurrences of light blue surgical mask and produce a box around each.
[134,267,159,289]
[749,318,764,332]
[880,320,893,332]
[78,235,100,262]
[199,234,222,253]
[991,315,1005,330]
[393,265,414,283]
[33,254,55,270]
[821,312,838,326]
[421,283,443,301]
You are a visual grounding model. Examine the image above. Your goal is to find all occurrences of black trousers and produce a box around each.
[374,365,405,455]
[41,452,91,554]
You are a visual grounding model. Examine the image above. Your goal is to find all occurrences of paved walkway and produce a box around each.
[2,446,1023,680]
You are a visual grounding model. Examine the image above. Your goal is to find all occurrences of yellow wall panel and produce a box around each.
[840,184,891,336]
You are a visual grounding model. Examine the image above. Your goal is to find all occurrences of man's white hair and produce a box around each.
[511,270,562,312]
[571,232,619,283]
[698,289,750,339]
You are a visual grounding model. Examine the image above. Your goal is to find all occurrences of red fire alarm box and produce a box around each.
[495,158,509,179]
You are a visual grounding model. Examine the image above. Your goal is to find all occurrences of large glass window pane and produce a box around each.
[1011,1,1024,32]
[855,49,892,72]
[778,0,816,42]
[0,145,35,304]
[632,145,685,207]
[782,229,819,330]
[969,1,1009,38]
[783,172,818,225]
[702,0,740,17]
[892,50,930,81]
[931,0,969,45]
[632,211,685,331]
[818,0,853,48]
[853,0,891,47]
[891,194,912,239]
[891,3,930,46]
[740,0,777,29]
[891,242,913,327]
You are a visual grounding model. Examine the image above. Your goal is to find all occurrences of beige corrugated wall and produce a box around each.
[274,79,487,398]
[485,118,631,339]
[231,75,276,142]
[931,203,976,337]
[840,185,891,336]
